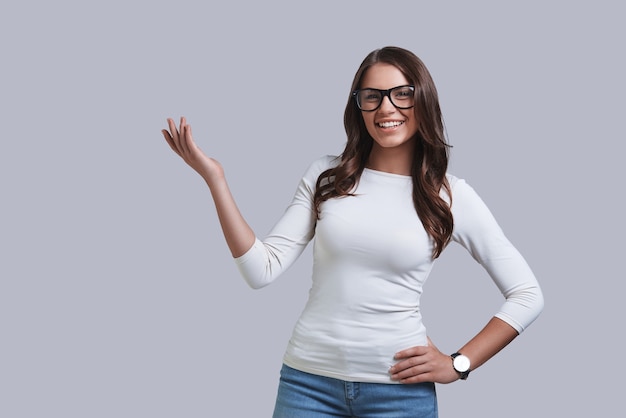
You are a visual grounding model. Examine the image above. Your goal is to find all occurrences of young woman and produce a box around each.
[161,46,544,417]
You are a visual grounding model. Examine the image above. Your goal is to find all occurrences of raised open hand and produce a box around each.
[161,117,224,184]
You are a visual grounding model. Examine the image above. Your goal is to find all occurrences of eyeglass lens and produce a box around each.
[356,86,414,111]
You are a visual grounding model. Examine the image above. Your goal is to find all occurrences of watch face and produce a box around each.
[453,354,471,372]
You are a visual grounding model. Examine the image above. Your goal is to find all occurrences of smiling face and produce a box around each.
[359,63,420,161]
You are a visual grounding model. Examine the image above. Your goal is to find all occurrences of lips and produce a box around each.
[377,120,405,128]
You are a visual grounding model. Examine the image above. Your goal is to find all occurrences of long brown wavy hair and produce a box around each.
[313,46,453,259]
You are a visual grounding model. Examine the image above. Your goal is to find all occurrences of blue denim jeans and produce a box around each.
[272,364,438,418]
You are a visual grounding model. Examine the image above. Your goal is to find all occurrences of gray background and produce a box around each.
[1,0,623,417]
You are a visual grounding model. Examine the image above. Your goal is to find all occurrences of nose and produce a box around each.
[378,95,396,113]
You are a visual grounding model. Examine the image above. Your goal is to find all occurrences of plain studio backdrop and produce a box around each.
[1,1,623,417]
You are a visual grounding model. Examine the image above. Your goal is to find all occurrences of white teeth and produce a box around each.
[378,121,404,128]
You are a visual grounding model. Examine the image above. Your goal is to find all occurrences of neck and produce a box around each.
[367,142,414,176]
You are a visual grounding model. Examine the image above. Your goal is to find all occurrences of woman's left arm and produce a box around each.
[390,316,518,383]
[390,178,543,384]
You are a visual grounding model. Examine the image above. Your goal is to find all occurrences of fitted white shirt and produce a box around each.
[235,155,543,383]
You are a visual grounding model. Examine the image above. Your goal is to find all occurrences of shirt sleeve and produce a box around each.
[233,156,336,289]
[449,177,544,333]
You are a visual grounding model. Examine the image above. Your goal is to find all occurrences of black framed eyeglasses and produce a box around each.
[352,85,415,112]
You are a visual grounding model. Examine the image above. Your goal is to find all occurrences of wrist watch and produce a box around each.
[451,352,471,380]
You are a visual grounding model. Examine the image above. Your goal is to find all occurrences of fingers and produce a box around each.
[394,345,429,360]
[390,356,427,376]
[390,351,429,374]
[390,356,432,383]
[174,117,186,152]
[180,118,195,156]
[390,346,429,381]
[167,117,180,141]
[390,341,451,384]
[161,128,173,144]
[163,116,194,157]
[162,129,181,158]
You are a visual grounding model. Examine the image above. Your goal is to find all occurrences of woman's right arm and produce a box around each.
[161,117,255,258]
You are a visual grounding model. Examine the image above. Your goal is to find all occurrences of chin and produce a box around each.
[373,136,414,149]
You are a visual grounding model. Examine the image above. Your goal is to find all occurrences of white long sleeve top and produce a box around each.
[235,155,543,383]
